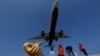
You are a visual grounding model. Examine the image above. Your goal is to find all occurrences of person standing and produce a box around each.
[79,42,88,56]
[50,46,55,56]
[57,44,64,56]
[65,46,74,56]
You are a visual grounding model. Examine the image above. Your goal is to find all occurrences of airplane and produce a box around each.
[28,0,70,46]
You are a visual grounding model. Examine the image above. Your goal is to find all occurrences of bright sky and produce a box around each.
[0,0,100,56]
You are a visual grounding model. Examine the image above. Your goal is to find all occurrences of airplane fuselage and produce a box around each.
[49,0,59,46]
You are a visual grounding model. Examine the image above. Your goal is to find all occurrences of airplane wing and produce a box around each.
[28,36,44,40]
[55,32,71,38]
[28,33,49,40]
[60,34,71,38]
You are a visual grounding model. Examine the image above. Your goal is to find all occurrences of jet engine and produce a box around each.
[59,30,63,35]
[41,31,45,36]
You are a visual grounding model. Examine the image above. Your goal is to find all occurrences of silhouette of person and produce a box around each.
[23,42,44,56]
[65,46,74,56]
[50,46,55,56]
[79,42,88,56]
[57,44,64,56]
